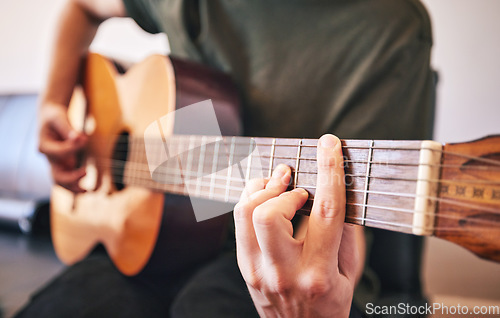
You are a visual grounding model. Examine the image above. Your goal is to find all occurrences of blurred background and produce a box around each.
[0,0,499,317]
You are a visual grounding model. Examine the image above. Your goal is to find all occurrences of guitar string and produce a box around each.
[119,176,500,232]
[337,215,492,233]
[113,173,500,231]
[107,137,500,222]
[90,141,500,176]
[70,134,500,229]
[144,136,500,170]
[88,158,500,219]
[76,172,500,233]
[103,146,500,173]
[124,162,500,216]
[84,135,500,168]
[124,137,496,221]
[97,155,500,186]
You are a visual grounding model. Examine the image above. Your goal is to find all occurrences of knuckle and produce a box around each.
[237,256,264,290]
[247,178,266,189]
[313,199,339,219]
[299,270,332,300]
[256,187,281,201]
[233,202,251,222]
[243,271,263,291]
[252,204,277,228]
[266,272,293,295]
[272,280,292,295]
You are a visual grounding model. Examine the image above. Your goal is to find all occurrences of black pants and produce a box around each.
[15,250,363,318]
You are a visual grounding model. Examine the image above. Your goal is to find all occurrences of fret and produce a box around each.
[185,135,195,173]
[273,139,303,167]
[268,138,276,178]
[124,140,134,186]
[208,137,220,199]
[245,139,253,182]
[137,140,144,185]
[294,139,302,188]
[169,138,185,194]
[184,135,195,192]
[361,140,374,226]
[195,136,207,197]
[172,137,180,181]
[125,141,134,185]
[225,136,236,202]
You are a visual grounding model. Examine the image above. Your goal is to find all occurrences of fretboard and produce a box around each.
[123,135,443,235]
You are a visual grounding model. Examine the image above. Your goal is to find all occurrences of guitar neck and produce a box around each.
[123,135,443,236]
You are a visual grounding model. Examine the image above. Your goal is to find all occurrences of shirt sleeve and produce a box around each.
[122,0,161,34]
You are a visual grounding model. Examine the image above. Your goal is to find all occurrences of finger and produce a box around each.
[240,178,269,202]
[304,134,346,265]
[51,165,87,193]
[237,164,291,215]
[236,164,291,237]
[253,188,309,263]
[234,165,291,269]
[338,224,365,282]
[40,136,86,159]
[265,164,290,191]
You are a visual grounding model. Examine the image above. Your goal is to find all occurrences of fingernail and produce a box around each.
[319,134,337,148]
[272,164,288,179]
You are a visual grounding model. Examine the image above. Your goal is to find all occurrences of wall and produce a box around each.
[0,0,167,94]
[420,0,500,303]
[421,0,500,144]
[0,0,64,94]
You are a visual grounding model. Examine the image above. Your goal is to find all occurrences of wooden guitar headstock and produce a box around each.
[435,135,500,262]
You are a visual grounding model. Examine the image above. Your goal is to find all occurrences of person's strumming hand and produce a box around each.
[38,102,87,193]
[37,0,125,193]
[234,134,364,318]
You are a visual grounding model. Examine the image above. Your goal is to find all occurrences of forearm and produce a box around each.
[41,0,125,107]
[41,1,98,106]
[38,0,125,192]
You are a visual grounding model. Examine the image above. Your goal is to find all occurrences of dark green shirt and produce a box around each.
[123,0,434,140]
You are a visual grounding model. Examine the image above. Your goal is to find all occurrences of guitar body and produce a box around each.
[51,53,241,276]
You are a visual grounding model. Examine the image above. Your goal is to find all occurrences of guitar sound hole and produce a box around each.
[112,131,129,191]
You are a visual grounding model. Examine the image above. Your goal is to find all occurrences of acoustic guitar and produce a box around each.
[51,53,500,276]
